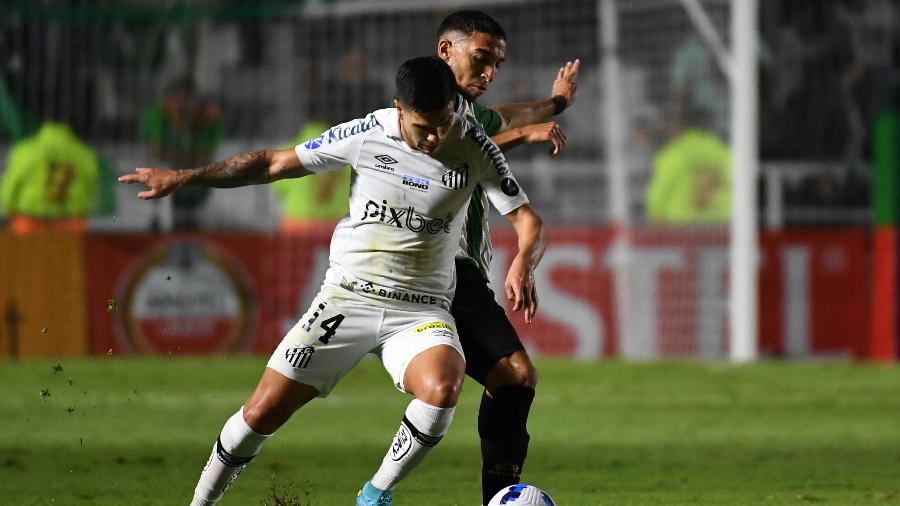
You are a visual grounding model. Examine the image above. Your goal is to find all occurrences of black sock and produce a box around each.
[478,385,535,504]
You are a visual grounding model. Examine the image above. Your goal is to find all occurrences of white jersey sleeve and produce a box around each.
[294,113,379,174]
[463,125,529,216]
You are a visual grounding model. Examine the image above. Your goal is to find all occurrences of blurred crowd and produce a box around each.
[0,0,896,231]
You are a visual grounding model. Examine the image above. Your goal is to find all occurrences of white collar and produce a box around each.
[380,108,403,141]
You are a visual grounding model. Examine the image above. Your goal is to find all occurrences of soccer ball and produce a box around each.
[487,484,556,506]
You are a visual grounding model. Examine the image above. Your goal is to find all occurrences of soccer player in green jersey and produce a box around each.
[434,10,580,504]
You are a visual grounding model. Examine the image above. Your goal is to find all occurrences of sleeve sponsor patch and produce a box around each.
[464,127,509,176]
[303,114,379,150]
[500,177,520,196]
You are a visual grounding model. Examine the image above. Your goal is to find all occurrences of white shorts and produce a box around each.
[267,283,464,397]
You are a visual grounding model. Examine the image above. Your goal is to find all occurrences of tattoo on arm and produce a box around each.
[178,150,271,188]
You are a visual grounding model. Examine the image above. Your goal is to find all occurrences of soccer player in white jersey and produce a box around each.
[119,56,546,506]
[432,10,581,504]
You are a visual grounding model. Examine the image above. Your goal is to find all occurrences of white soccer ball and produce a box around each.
[487,484,556,506]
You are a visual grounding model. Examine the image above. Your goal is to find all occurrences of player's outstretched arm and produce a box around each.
[491,121,567,156]
[491,58,580,133]
[503,204,547,324]
[118,149,310,200]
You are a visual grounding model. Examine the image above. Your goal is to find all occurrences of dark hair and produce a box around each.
[395,56,456,113]
[437,10,506,40]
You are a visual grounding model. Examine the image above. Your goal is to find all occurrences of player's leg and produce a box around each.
[479,351,538,501]
[358,316,465,505]
[452,259,538,504]
[191,369,319,506]
[193,285,373,505]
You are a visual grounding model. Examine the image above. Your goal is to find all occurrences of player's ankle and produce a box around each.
[362,480,389,497]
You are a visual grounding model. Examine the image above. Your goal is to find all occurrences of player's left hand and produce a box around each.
[551,59,581,107]
[118,167,180,200]
[505,256,539,324]
[521,121,567,157]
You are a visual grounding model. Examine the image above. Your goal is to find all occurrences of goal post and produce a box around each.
[728,0,760,362]
[602,0,758,360]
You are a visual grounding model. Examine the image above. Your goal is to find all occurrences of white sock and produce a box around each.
[191,407,270,505]
[370,399,455,491]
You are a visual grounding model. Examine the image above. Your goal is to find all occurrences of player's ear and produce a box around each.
[437,38,452,62]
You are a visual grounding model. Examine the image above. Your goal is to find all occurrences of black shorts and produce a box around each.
[451,258,525,386]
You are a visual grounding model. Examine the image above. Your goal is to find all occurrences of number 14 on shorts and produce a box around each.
[301,301,345,344]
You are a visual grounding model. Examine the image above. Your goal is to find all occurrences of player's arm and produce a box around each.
[490,59,580,133]
[503,203,546,324]
[491,121,567,156]
[118,149,310,200]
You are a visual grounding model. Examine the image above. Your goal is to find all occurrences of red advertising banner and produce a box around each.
[85,233,332,356]
[758,229,869,357]
[84,227,868,359]
[489,227,867,358]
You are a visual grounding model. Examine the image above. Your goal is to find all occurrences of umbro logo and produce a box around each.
[374,154,399,172]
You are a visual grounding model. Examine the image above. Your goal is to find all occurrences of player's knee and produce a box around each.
[242,400,288,435]
[416,376,463,407]
[513,358,538,389]
[503,363,537,389]
[487,352,538,390]
[508,366,537,391]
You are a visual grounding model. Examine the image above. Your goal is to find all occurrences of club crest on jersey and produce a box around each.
[465,127,509,175]
[361,199,453,234]
[441,164,469,190]
[303,114,379,150]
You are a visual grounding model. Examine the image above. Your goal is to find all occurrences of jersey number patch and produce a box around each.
[317,314,345,344]
[301,302,346,344]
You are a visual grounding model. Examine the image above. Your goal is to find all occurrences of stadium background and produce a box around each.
[1,0,893,361]
[2,1,900,505]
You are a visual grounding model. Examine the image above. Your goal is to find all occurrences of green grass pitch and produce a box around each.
[2,356,899,505]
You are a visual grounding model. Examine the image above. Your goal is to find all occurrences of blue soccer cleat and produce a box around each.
[356,481,393,505]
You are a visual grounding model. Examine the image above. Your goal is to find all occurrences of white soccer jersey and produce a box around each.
[294,107,528,305]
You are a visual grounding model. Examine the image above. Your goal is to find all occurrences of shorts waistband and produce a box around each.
[324,269,451,311]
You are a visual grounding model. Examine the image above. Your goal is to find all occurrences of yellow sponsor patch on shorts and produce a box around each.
[415,322,453,333]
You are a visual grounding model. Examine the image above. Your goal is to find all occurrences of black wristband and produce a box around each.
[551,95,568,115]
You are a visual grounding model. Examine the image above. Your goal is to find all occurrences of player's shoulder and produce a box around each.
[454,92,502,136]
[457,117,510,177]
[453,93,482,127]
[454,93,474,116]
[299,109,390,151]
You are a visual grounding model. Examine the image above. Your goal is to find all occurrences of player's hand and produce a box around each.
[521,121,567,157]
[118,167,180,200]
[551,59,581,107]
[505,256,539,324]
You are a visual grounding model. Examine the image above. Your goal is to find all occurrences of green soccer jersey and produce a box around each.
[454,95,503,281]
